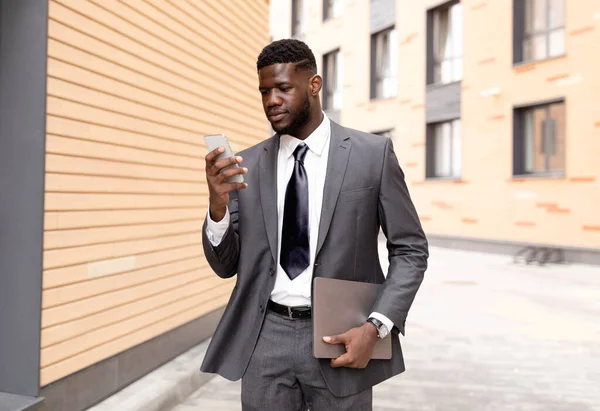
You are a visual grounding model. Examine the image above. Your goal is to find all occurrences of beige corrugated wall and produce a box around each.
[41,0,269,386]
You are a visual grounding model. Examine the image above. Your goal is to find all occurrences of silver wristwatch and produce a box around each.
[366,317,389,339]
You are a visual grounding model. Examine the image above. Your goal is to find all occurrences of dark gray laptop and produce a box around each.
[312,277,392,359]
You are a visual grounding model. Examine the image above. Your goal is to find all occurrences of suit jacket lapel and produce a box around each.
[316,121,351,257]
[259,135,280,264]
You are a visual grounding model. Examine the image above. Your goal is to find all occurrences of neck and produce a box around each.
[294,110,324,141]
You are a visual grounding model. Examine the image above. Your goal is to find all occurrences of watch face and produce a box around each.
[379,325,389,339]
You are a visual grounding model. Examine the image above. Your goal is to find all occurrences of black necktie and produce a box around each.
[280,144,310,280]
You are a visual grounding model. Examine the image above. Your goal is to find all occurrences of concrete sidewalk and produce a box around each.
[85,340,215,411]
[88,246,600,411]
[173,247,600,411]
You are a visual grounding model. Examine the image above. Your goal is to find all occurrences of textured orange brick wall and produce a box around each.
[287,0,600,249]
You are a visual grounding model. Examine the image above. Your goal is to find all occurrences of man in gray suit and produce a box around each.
[202,39,428,411]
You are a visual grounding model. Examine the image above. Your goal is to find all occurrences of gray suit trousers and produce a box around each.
[241,312,372,411]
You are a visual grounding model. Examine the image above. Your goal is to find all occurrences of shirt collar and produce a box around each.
[280,113,330,159]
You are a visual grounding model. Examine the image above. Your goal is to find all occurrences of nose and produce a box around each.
[265,90,282,108]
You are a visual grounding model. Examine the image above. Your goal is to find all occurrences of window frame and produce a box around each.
[513,98,566,178]
[426,118,462,180]
[426,0,462,86]
[292,0,307,38]
[370,26,398,100]
[513,0,566,64]
[322,49,342,111]
[323,0,343,21]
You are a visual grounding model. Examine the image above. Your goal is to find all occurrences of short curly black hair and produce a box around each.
[256,39,317,73]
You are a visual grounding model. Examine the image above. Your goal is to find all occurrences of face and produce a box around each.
[258,63,321,137]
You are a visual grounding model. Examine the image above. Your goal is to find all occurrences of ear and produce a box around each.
[309,74,322,96]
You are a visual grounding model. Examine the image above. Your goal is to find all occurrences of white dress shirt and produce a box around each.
[206,114,394,333]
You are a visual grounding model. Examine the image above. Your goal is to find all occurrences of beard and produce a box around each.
[270,92,311,136]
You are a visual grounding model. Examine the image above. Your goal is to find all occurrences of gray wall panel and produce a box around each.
[0,0,49,398]
[426,81,461,123]
[370,0,396,33]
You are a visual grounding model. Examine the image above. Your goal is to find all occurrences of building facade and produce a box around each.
[0,1,269,410]
[271,0,600,262]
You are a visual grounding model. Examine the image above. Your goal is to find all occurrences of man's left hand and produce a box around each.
[323,322,379,369]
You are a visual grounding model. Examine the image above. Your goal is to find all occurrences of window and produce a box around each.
[323,0,343,20]
[514,100,565,176]
[426,119,461,178]
[323,50,342,111]
[371,27,398,99]
[292,0,308,38]
[427,1,462,85]
[514,0,565,63]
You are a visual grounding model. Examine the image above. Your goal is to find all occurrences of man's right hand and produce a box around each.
[205,147,248,222]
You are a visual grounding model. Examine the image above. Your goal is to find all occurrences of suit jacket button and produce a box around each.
[269,268,275,276]
[259,304,264,312]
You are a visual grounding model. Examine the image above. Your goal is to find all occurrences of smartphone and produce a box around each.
[204,134,244,184]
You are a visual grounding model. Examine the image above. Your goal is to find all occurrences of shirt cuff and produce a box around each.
[369,312,394,334]
[205,206,230,246]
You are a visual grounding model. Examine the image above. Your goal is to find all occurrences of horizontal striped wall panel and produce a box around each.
[42,266,213,331]
[158,0,266,61]
[46,97,208,149]
[47,90,262,147]
[40,287,232,386]
[47,116,206,159]
[45,173,206,195]
[42,278,223,369]
[46,28,266,139]
[41,275,223,362]
[44,232,203,270]
[42,0,269,385]
[46,134,204,171]
[102,0,261,79]
[44,244,203,289]
[50,1,257,100]
[45,9,266,135]
[44,219,204,250]
[209,0,269,46]
[42,255,203,309]
[45,192,206,211]
[44,208,204,231]
[47,38,263,130]
[48,59,265,137]
[47,75,265,143]
[45,154,205,183]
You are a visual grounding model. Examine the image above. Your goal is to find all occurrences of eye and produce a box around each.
[280,87,292,92]
[260,89,269,96]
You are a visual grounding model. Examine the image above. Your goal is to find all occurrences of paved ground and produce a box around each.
[171,246,600,411]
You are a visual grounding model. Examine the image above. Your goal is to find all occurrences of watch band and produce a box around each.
[366,317,384,337]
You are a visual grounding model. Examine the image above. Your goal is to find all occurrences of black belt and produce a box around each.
[267,300,311,319]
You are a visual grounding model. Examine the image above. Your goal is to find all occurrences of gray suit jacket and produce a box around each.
[201,121,428,397]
